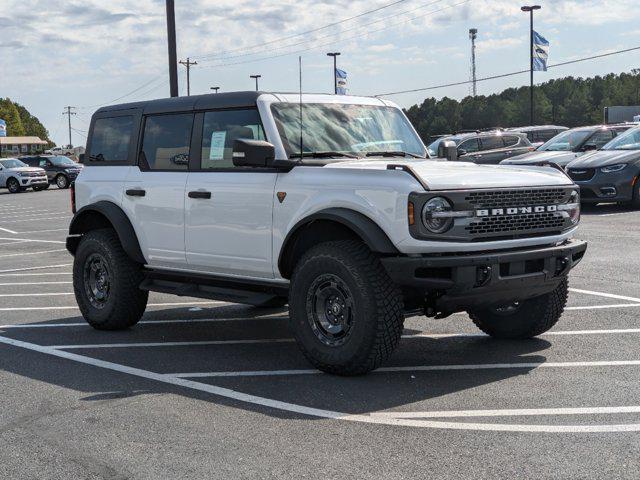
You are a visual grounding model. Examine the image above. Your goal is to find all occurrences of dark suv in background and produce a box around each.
[500,124,635,168]
[19,155,84,189]
[427,131,533,164]
[507,125,569,148]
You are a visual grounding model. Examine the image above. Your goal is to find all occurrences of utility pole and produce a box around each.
[210,87,220,94]
[250,75,262,91]
[521,5,541,125]
[62,106,76,148]
[469,29,478,97]
[179,57,198,96]
[165,0,179,97]
[326,52,341,94]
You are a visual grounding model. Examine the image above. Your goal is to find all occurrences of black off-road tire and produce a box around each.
[73,229,148,330]
[469,278,568,339]
[7,177,21,194]
[289,240,404,376]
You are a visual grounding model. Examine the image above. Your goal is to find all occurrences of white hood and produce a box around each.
[324,159,573,190]
[9,166,46,174]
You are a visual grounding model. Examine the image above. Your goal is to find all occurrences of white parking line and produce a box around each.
[370,406,640,419]
[0,211,69,220]
[566,303,640,311]
[0,292,74,297]
[46,328,640,350]
[173,360,640,378]
[0,301,229,312]
[0,237,66,245]
[0,272,72,277]
[17,228,69,234]
[0,226,18,234]
[0,240,30,246]
[1,334,639,433]
[0,263,72,274]
[0,281,72,286]
[0,217,72,223]
[569,288,640,304]
[0,249,67,258]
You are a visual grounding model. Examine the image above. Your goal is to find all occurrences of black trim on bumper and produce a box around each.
[381,240,587,312]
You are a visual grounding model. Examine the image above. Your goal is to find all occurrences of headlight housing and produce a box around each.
[422,197,454,234]
[601,163,627,173]
[558,189,580,225]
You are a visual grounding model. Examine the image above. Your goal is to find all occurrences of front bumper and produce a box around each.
[381,239,587,313]
[573,169,638,203]
[20,176,49,187]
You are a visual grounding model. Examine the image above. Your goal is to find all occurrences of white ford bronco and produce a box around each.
[67,92,587,375]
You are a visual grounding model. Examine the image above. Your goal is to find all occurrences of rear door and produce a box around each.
[121,112,192,269]
[184,108,277,278]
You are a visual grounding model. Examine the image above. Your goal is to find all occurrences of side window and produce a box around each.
[587,130,614,149]
[480,136,504,151]
[89,116,134,163]
[458,138,479,154]
[503,135,521,148]
[140,113,193,171]
[200,109,265,170]
[39,160,48,168]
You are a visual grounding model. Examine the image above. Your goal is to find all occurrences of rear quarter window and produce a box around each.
[88,116,134,163]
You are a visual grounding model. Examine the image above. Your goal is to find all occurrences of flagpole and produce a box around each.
[522,5,541,125]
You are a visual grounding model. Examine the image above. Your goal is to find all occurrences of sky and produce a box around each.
[2,0,640,146]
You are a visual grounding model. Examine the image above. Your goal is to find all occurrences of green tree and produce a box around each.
[0,98,26,136]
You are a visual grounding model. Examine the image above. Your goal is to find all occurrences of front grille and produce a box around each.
[567,168,595,182]
[466,212,565,236]
[465,188,566,207]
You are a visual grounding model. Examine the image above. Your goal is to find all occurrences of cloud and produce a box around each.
[368,44,396,53]
[476,37,523,53]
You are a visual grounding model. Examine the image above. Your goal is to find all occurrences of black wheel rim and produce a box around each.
[57,176,67,188]
[306,274,355,347]
[8,179,18,193]
[490,301,522,316]
[83,253,111,309]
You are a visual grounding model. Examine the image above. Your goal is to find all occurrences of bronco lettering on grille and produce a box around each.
[476,205,558,217]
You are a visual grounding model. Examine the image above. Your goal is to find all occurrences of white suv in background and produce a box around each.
[66,92,587,375]
[0,158,49,193]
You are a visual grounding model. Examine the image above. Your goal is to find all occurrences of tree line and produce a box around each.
[0,98,51,143]
[404,70,640,142]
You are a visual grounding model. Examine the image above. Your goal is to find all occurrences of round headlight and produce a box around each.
[422,197,454,234]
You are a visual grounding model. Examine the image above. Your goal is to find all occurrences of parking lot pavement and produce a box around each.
[1,189,640,479]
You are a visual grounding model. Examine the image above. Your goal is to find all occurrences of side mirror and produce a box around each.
[457,149,467,157]
[582,143,597,152]
[232,139,275,167]
[437,140,458,162]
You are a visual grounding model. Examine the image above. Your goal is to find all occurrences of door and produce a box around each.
[457,138,480,162]
[476,136,506,164]
[185,109,277,279]
[121,112,193,268]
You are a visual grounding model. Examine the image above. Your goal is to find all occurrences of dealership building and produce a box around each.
[0,136,49,157]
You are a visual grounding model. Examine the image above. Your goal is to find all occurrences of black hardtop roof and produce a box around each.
[95,91,263,115]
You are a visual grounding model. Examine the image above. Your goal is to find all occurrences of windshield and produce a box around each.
[271,103,426,158]
[0,159,28,169]
[602,127,640,150]
[50,156,77,166]
[538,129,591,151]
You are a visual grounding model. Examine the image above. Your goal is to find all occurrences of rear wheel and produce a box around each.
[289,240,404,376]
[73,229,148,330]
[56,174,69,189]
[469,279,568,339]
[7,177,20,194]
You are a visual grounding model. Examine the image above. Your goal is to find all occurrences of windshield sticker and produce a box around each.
[210,131,227,160]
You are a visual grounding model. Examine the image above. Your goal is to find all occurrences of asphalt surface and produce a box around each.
[1,187,639,479]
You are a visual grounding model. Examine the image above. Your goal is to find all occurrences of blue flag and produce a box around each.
[533,31,549,72]
[0,119,6,137]
[336,68,348,95]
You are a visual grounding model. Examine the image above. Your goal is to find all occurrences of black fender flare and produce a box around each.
[278,208,398,277]
[67,201,146,264]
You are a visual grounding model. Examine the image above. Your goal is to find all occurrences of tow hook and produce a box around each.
[475,266,492,287]
[555,257,570,276]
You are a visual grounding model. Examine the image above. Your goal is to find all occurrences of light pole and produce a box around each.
[521,5,541,125]
[210,87,220,94]
[326,52,341,94]
[165,0,179,97]
[250,75,261,91]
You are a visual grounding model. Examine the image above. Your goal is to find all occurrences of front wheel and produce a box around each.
[469,279,568,339]
[73,229,148,330]
[289,240,404,376]
[56,174,69,189]
[7,177,21,193]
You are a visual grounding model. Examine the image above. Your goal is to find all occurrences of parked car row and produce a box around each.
[0,155,83,193]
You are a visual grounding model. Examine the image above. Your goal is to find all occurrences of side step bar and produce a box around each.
[140,269,289,307]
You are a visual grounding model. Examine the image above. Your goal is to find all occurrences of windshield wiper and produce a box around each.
[289,151,359,159]
[365,151,423,159]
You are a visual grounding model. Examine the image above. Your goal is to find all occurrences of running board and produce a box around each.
[140,269,289,306]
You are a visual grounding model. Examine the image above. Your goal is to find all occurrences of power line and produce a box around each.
[198,0,448,65]
[79,75,165,110]
[375,45,640,97]
[195,0,413,60]
[198,0,471,70]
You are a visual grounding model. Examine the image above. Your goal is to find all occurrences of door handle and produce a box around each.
[188,191,212,199]
[126,189,146,197]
